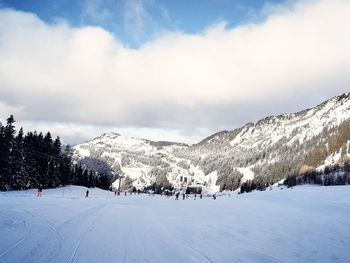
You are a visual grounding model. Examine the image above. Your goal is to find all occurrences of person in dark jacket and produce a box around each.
[175,192,180,200]
[85,189,89,198]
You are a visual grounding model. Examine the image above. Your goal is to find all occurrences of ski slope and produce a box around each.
[0,185,350,263]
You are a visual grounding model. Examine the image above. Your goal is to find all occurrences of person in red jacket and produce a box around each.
[37,185,43,198]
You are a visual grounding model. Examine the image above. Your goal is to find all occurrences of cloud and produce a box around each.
[0,101,23,120]
[1,120,202,146]
[123,0,149,39]
[80,0,115,25]
[0,0,350,144]
[122,0,172,44]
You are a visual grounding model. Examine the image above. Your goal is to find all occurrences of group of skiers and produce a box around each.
[37,187,217,200]
[175,192,217,200]
[37,187,129,199]
[174,192,217,200]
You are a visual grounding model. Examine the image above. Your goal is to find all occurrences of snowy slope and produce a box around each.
[0,185,350,263]
[73,93,350,190]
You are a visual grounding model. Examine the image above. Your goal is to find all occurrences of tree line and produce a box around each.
[0,115,112,191]
[240,157,350,194]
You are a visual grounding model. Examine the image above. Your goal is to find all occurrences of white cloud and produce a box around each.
[80,0,115,25]
[0,102,22,121]
[0,120,202,146]
[123,0,167,43]
[123,0,148,38]
[0,0,350,144]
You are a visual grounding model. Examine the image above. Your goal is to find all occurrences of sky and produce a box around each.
[0,0,349,145]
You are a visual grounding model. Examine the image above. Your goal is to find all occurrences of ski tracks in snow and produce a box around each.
[0,232,33,260]
[0,202,110,263]
[25,209,64,241]
[142,207,216,263]
[66,203,110,263]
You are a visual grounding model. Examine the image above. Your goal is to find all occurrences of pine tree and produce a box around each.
[0,125,7,190]
[1,115,16,190]
[23,131,39,188]
[59,146,73,186]
[12,127,26,189]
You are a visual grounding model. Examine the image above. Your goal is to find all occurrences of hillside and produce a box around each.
[72,133,217,191]
[73,93,350,191]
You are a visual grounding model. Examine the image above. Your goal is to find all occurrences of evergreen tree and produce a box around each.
[0,125,6,190]
[11,127,27,189]
[1,115,16,189]
[59,146,73,186]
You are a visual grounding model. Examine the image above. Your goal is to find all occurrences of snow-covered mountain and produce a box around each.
[73,93,350,191]
[73,132,219,191]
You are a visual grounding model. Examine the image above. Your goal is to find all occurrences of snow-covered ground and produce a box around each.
[1,185,350,263]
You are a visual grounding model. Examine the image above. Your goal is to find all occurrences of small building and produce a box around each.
[186,185,203,194]
[162,189,172,196]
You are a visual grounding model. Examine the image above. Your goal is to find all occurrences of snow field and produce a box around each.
[1,185,350,263]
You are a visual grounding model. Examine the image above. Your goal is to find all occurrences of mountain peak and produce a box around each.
[90,132,121,142]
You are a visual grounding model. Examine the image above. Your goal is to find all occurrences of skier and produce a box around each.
[200,194,203,199]
[213,193,216,200]
[182,193,185,200]
[194,194,197,200]
[85,189,89,198]
[175,192,180,200]
[37,185,43,198]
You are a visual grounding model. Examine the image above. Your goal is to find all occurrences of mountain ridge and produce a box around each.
[73,92,350,191]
